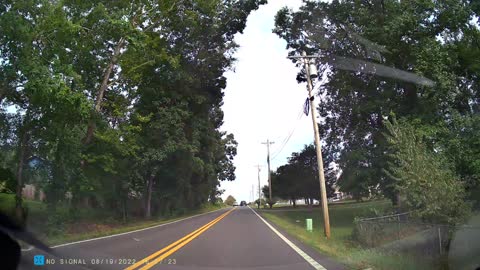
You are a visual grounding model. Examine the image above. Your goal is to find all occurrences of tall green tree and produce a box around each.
[0,0,265,224]
[269,144,336,206]
[384,117,470,224]
[0,0,92,220]
[274,0,480,208]
[224,195,236,206]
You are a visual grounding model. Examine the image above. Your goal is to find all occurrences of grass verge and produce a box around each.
[44,203,226,246]
[0,193,227,246]
[260,200,434,270]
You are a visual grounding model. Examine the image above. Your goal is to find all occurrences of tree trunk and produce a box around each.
[292,198,296,208]
[145,175,154,219]
[83,37,125,145]
[122,197,127,223]
[394,192,402,213]
[209,190,215,204]
[83,197,90,208]
[15,132,29,223]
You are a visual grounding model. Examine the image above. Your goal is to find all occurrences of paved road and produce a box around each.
[20,207,345,270]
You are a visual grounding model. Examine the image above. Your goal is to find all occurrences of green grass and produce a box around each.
[0,192,46,217]
[0,193,227,246]
[44,203,227,246]
[270,199,368,209]
[260,200,434,270]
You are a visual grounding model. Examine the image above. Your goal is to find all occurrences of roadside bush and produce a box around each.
[384,118,471,224]
[352,218,386,247]
[172,208,187,216]
[254,198,265,208]
[224,195,236,206]
[266,198,277,209]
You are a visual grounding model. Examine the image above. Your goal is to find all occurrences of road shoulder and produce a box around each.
[22,206,230,251]
[253,207,347,270]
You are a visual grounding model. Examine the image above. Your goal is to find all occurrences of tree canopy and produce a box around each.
[0,0,266,222]
[266,144,335,207]
[274,0,480,214]
[224,195,236,206]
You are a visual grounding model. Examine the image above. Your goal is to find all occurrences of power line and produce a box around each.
[270,105,303,157]
[267,81,325,165]
[270,105,304,162]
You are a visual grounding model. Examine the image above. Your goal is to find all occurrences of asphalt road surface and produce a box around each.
[20,207,345,270]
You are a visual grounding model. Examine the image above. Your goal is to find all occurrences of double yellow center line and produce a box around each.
[125,207,235,270]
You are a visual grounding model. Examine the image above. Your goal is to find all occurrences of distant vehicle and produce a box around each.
[233,202,239,206]
[240,201,247,206]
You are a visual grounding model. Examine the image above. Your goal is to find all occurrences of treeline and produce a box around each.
[261,144,336,208]
[0,0,266,222]
[274,0,479,223]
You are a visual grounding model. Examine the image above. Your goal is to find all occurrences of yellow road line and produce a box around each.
[125,208,233,270]
[125,208,235,270]
[139,208,234,270]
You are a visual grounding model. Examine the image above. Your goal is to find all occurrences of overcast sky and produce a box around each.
[219,0,316,202]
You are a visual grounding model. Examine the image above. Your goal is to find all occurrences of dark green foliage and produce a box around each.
[274,0,480,215]
[0,167,15,193]
[266,144,335,205]
[224,195,236,206]
[384,117,470,224]
[0,0,266,222]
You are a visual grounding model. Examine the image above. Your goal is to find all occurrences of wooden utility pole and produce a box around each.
[251,184,254,202]
[261,140,274,201]
[302,51,331,238]
[254,165,262,209]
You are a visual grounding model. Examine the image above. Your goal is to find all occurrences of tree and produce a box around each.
[267,144,336,207]
[254,198,266,208]
[274,0,480,208]
[0,168,15,194]
[439,113,480,208]
[261,185,277,209]
[271,166,301,208]
[0,0,266,224]
[224,195,236,206]
[0,0,92,220]
[121,0,263,218]
[384,117,470,224]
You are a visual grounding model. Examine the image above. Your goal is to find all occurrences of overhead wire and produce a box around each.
[263,65,328,166]
[269,67,328,163]
[270,104,304,162]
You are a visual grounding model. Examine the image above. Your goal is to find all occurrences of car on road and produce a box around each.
[240,201,247,206]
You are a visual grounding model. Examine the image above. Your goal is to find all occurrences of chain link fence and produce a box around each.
[353,212,480,269]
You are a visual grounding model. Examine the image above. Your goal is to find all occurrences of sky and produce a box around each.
[219,0,316,202]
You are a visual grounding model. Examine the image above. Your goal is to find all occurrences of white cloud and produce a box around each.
[220,0,323,202]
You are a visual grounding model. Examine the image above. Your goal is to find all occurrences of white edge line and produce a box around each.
[22,207,229,252]
[21,246,34,252]
[249,206,327,270]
